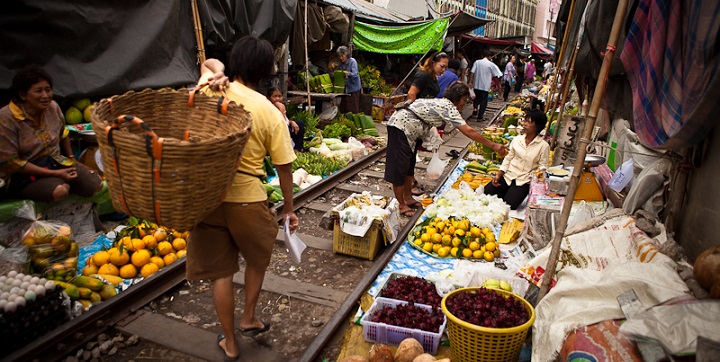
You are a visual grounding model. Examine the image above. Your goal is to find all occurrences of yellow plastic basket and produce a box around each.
[441,287,536,362]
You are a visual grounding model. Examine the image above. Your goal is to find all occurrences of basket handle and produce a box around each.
[106,115,163,161]
[189,81,230,115]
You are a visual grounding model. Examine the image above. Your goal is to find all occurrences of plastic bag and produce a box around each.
[468,87,476,100]
[421,127,443,151]
[608,158,634,192]
[567,201,595,228]
[347,137,367,161]
[23,219,79,281]
[426,151,447,181]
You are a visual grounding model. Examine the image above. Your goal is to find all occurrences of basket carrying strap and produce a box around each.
[105,115,165,225]
[189,81,230,115]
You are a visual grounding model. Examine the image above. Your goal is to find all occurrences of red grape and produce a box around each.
[368,301,445,333]
[379,276,442,307]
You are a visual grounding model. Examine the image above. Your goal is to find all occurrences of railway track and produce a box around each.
[4,100,508,362]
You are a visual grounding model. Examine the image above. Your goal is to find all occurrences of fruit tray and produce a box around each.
[377,273,442,308]
[361,297,447,354]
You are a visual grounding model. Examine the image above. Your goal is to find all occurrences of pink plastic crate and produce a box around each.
[361,297,447,354]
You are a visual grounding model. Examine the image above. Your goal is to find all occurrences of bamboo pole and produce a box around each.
[190,0,206,64]
[544,0,578,113]
[538,0,630,302]
[549,44,580,149]
[304,0,311,107]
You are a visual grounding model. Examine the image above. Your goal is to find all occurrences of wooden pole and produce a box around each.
[544,0,577,113]
[549,44,580,149]
[190,0,206,64]
[538,0,629,301]
[304,0,311,107]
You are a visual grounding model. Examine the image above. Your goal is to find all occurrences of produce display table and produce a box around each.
[287,90,348,113]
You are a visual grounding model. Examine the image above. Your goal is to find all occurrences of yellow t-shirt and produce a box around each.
[198,73,296,203]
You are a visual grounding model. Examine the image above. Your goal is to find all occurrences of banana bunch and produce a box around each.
[502,106,524,116]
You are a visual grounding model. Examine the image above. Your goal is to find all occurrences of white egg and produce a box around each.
[10,287,19,294]
[16,273,25,279]
[0,292,9,300]
[45,281,56,290]
[15,296,25,308]
[7,294,17,302]
[7,271,18,278]
[35,285,46,297]
[0,276,7,283]
[11,279,22,287]
[4,301,17,313]
[27,285,36,293]
[0,300,6,310]
[16,289,26,297]
[22,275,32,282]
[30,277,40,284]
[20,281,30,290]
[39,277,47,284]
[0,285,10,292]
[24,291,37,302]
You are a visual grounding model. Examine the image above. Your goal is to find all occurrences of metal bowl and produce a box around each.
[78,130,97,143]
[585,154,606,167]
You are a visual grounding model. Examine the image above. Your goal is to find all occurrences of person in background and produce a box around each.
[455,50,469,83]
[514,57,526,92]
[436,58,460,98]
[407,51,449,101]
[267,87,304,151]
[468,50,503,120]
[385,82,505,217]
[484,108,549,209]
[0,66,102,202]
[543,61,554,80]
[337,46,361,114]
[502,55,517,101]
[525,59,536,84]
[188,35,299,361]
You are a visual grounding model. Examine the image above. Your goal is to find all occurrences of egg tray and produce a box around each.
[0,287,70,352]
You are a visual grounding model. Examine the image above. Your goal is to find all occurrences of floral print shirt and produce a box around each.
[386,98,466,148]
[0,100,72,177]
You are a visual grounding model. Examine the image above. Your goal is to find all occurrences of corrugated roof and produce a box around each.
[322,0,412,22]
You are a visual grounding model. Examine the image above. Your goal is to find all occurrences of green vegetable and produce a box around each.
[292,152,349,176]
[322,123,351,139]
[263,156,276,177]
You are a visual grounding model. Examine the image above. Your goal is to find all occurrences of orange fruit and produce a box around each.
[132,237,147,251]
[176,249,187,259]
[462,248,473,258]
[473,250,484,259]
[494,249,501,258]
[149,256,165,269]
[119,264,137,279]
[171,238,186,251]
[163,253,178,266]
[140,263,159,278]
[484,251,495,262]
[143,235,158,249]
[152,228,167,243]
[157,241,173,256]
[98,263,119,276]
[422,243,433,252]
[119,236,133,251]
[468,241,480,251]
[432,243,442,253]
[81,264,98,276]
[92,251,110,266]
[131,249,152,268]
[470,227,482,238]
[450,247,459,257]
[108,248,130,266]
[437,246,450,257]
[485,242,496,252]
[431,234,442,244]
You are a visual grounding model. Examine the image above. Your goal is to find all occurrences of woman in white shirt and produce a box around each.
[485,109,550,209]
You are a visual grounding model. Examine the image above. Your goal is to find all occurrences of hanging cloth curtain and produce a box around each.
[352,18,449,54]
[621,0,720,149]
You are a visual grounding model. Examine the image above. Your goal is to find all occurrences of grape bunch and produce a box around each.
[369,301,445,333]
[379,276,442,307]
[445,288,529,328]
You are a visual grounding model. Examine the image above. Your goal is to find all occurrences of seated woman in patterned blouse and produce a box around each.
[0,66,102,202]
[384,82,505,217]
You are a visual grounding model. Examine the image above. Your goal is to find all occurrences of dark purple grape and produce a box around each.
[446,288,530,328]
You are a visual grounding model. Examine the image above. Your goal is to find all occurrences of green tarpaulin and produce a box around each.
[352,18,449,54]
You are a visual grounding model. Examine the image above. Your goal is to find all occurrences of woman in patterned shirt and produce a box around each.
[384,82,505,217]
[0,66,102,202]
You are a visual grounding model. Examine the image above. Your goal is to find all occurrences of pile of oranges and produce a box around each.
[82,221,188,279]
[411,217,500,262]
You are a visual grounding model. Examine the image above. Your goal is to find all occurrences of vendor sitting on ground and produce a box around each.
[384,81,505,217]
[0,66,103,202]
[484,108,549,210]
[267,86,304,151]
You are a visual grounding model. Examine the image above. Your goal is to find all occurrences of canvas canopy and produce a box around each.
[353,18,450,54]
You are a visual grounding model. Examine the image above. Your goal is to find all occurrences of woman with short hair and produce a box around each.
[336,45,361,114]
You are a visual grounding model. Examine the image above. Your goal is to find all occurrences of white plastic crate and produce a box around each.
[361,297,447,354]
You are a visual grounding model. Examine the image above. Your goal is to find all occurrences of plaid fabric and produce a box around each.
[621,0,720,149]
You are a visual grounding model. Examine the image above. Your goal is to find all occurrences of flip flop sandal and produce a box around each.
[400,209,415,217]
[406,200,422,209]
[239,320,271,337]
[217,334,240,361]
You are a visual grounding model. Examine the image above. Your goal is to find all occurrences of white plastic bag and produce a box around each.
[468,87,476,100]
[567,201,595,228]
[426,151,447,181]
[421,127,443,151]
[608,158,633,192]
[347,137,367,161]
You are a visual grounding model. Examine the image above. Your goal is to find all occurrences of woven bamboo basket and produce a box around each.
[90,87,252,231]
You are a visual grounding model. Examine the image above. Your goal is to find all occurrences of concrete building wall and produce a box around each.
[436,0,538,38]
[534,0,560,46]
[373,0,430,19]
[678,123,720,262]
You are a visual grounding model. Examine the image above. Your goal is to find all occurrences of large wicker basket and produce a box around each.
[90,87,252,231]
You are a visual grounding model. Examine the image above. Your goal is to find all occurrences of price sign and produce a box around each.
[552,115,586,166]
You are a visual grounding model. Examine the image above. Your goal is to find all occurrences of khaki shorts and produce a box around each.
[186,201,278,281]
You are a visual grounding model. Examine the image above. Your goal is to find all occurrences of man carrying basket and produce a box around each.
[185,35,299,361]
